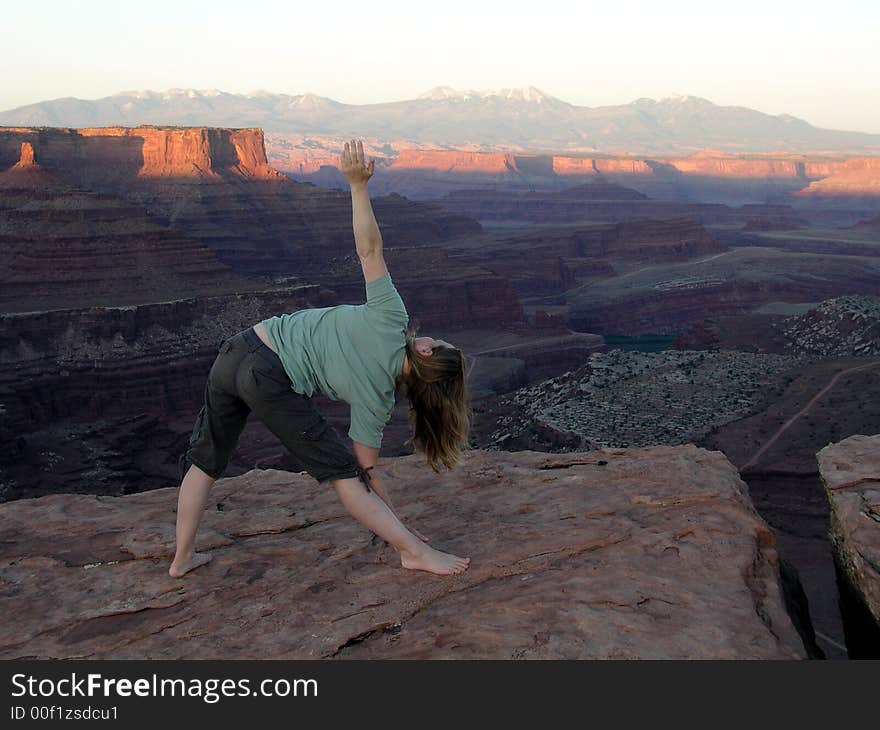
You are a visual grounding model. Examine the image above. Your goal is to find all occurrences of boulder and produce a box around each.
[817,434,880,632]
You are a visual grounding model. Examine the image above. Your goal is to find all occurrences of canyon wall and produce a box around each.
[0,286,335,435]
[278,144,880,211]
[456,218,725,298]
[567,249,880,335]
[0,125,283,185]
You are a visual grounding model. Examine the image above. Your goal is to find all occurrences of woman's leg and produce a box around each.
[333,476,470,575]
[169,464,217,577]
[169,335,251,577]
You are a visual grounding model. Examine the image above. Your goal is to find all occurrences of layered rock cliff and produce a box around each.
[434,184,805,227]
[795,157,880,204]
[566,247,880,335]
[278,142,880,209]
[452,218,725,299]
[817,434,880,655]
[0,126,283,185]
[0,447,809,659]
[0,177,260,313]
[0,285,340,500]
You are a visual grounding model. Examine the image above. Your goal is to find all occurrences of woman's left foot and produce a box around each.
[400,545,470,575]
[169,551,212,577]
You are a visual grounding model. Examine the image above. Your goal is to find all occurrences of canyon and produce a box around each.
[3,123,879,658]
[0,125,521,499]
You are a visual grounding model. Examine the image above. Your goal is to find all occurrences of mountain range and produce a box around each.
[2,86,878,155]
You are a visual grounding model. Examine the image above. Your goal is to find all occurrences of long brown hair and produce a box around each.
[398,328,470,471]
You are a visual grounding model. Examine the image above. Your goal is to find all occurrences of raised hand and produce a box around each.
[339,138,375,186]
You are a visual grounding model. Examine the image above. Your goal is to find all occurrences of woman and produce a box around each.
[169,139,471,578]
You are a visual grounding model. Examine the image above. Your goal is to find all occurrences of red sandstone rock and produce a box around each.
[0,126,284,185]
[796,157,880,198]
[0,141,60,189]
[391,149,512,174]
[0,447,807,659]
[17,141,35,166]
[817,434,880,629]
[271,137,879,204]
[593,158,653,175]
[670,155,804,179]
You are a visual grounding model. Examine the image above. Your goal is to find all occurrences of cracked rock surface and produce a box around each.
[817,434,880,626]
[0,447,806,659]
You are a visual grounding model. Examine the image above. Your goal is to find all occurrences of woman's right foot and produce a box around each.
[400,545,470,575]
[168,551,212,578]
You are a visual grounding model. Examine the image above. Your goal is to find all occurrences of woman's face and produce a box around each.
[414,336,454,356]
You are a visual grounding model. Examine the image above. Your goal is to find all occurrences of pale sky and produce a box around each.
[2,0,878,133]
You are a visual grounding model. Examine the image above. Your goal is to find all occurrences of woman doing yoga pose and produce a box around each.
[169,140,471,578]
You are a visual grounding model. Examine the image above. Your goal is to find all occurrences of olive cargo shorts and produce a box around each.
[180,327,373,490]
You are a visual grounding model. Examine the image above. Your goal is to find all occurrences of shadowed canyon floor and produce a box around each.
[0,448,810,659]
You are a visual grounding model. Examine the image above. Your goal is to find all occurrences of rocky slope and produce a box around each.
[672,295,880,357]
[779,296,880,357]
[817,434,880,654]
[0,448,810,659]
[472,350,809,453]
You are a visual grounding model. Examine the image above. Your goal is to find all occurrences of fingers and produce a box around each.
[341,139,374,176]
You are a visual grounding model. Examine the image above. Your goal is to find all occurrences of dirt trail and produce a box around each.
[738,359,880,472]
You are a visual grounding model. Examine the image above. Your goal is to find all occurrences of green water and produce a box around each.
[603,334,679,352]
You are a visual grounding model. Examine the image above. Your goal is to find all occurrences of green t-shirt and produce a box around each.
[261,273,408,449]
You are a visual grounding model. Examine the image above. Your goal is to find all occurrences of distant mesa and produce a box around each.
[794,157,880,199]
[0,125,286,187]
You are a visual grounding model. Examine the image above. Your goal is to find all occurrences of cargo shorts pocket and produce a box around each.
[249,364,293,400]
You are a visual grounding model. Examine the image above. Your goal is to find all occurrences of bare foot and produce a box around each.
[400,545,470,575]
[168,551,212,577]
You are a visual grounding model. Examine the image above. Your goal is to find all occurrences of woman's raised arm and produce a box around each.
[340,139,387,283]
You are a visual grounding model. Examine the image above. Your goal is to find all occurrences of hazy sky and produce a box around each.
[2,0,878,132]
